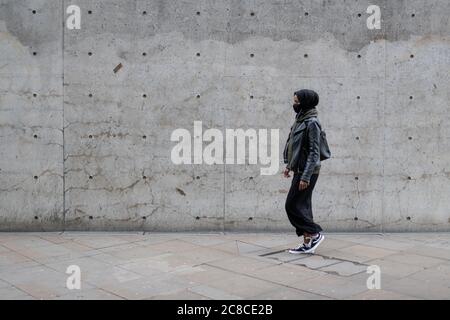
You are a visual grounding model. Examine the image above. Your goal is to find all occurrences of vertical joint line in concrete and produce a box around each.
[223,106,226,233]
[61,0,66,231]
[381,3,387,234]
[222,8,232,234]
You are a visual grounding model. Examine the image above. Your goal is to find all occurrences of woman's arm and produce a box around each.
[300,121,321,183]
[283,132,291,169]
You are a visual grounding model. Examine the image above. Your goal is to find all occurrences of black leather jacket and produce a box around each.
[283,117,321,183]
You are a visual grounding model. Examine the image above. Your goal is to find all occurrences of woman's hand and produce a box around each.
[283,168,291,178]
[299,180,309,190]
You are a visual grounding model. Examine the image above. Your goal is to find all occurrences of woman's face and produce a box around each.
[293,94,299,104]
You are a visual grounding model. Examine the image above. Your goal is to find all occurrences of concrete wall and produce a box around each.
[1,0,449,232]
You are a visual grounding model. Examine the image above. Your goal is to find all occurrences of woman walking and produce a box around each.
[283,89,325,254]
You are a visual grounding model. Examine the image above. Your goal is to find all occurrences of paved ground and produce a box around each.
[0,232,449,300]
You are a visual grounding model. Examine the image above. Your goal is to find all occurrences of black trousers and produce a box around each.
[285,173,323,237]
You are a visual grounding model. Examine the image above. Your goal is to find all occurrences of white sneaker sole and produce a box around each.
[288,249,312,254]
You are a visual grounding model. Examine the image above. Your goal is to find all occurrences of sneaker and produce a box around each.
[288,233,325,254]
[309,233,325,253]
[288,242,314,254]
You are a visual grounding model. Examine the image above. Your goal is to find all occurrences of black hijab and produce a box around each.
[294,89,319,110]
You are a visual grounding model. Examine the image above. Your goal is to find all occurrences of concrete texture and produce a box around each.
[0,1,450,231]
[1,232,450,300]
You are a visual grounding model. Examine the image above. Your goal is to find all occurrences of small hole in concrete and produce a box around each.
[142,135,147,139]
[142,52,147,56]
[195,216,200,220]
[408,176,412,180]
[112,134,116,138]
[88,93,93,98]
[196,176,200,179]
[142,216,146,220]
[304,54,308,58]
[248,217,253,221]
[88,135,93,139]
[33,52,37,56]
[250,95,254,99]
[250,53,254,57]
[33,93,37,97]
[355,136,359,140]
[408,136,412,140]
[143,176,147,180]
[249,177,253,180]
[196,52,200,57]
[142,11,147,15]
[33,134,38,139]
[355,176,359,180]
[409,96,413,100]
[143,94,147,98]
[411,13,415,17]
[357,96,360,99]
[88,52,92,56]
[357,13,361,17]
[89,216,93,219]
[406,216,411,220]
[196,94,201,99]
[89,175,93,179]
[354,217,358,221]
[250,12,255,16]
[196,11,200,15]
[410,54,414,58]
[357,54,361,58]
[34,176,38,180]
[32,10,36,14]
[34,216,39,220]
[305,12,309,16]
[88,10,92,14]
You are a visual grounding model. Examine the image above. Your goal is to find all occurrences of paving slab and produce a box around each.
[207,256,281,276]
[408,266,450,288]
[210,241,268,255]
[383,277,450,300]
[204,274,286,299]
[364,258,425,278]
[402,245,450,260]
[337,245,397,260]
[0,286,35,300]
[188,285,242,300]
[0,265,91,299]
[290,273,366,299]
[250,287,330,300]
[95,276,192,300]
[319,261,368,276]
[251,263,324,286]
[176,246,237,264]
[383,253,447,268]
[173,264,234,282]
[291,255,343,269]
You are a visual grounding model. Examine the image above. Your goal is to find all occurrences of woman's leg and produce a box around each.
[285,173,322,237]
[285,174,304,237]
